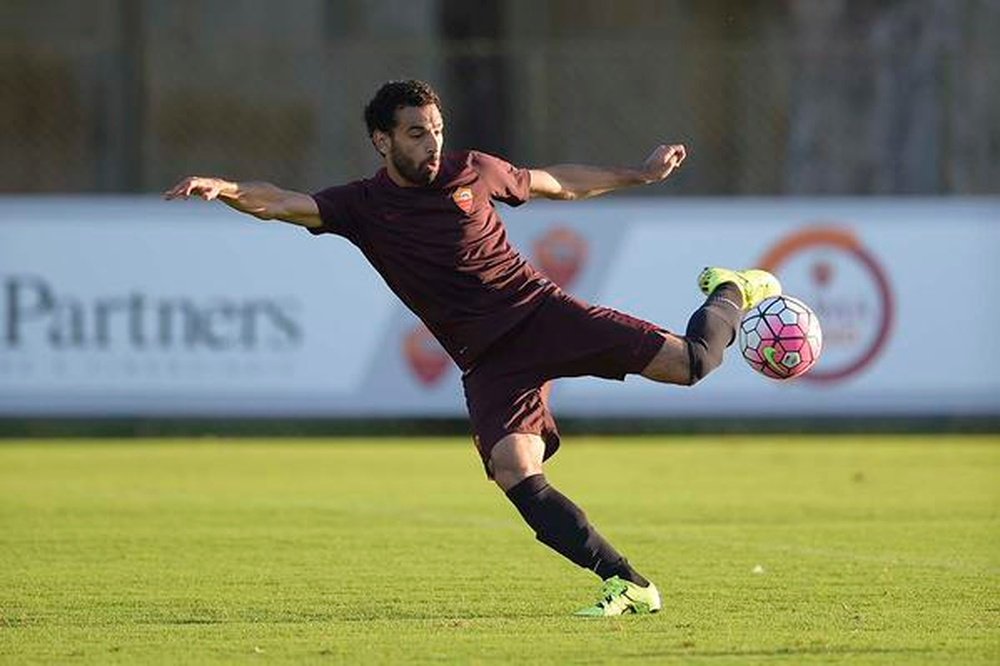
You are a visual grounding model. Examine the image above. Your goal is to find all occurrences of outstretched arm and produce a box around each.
[529,144,687,201]
[163,177,322,228]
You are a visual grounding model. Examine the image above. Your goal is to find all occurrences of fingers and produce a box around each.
[163,177,195,200]
[162,180,183,200]
[648,143,687,181]
[162,177,216,200]
[644,144,687,181]
[662,143,687,168]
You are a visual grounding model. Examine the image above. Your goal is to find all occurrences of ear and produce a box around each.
[372,130,390,157]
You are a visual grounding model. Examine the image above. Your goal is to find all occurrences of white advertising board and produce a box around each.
[1,196,998,417]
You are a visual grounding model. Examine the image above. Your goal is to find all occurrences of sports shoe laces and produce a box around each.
[598,577,629,607]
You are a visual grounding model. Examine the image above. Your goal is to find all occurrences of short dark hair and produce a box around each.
[364,80,442,137]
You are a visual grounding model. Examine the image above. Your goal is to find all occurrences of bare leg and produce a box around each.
[639,332,691,385]
[489,433,545,491]
[641,282,745,386]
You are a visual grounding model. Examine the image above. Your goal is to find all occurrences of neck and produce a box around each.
[385,161,419,188]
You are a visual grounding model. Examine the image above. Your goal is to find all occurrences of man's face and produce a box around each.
[380,104,444,186]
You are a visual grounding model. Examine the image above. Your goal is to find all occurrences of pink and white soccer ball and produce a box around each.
[738,295,823,380]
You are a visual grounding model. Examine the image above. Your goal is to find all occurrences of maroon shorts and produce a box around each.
[461,289,666,476]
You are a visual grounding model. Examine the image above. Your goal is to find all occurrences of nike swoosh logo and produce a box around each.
[762,346,786,375]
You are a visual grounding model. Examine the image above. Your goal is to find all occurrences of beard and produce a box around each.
[389,145,438,186]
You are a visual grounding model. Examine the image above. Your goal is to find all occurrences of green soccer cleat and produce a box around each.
[697,266,782,310]
[573,576,662,617]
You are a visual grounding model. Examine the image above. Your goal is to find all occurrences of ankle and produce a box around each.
[596,558,649,587]
[708,282,745,310]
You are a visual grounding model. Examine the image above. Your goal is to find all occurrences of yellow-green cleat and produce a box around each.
[697,267,782,310]
[573,576,662,617]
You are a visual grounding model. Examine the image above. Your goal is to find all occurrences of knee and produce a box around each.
[686,338,722,386]
[489,433,545,491]
[640,334,691,385]
[492,460,541,492]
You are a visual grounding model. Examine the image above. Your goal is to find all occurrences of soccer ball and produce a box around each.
[738,295,822,380]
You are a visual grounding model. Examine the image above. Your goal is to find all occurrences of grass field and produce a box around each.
[1,435,997,664]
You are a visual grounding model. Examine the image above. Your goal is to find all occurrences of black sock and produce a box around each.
[505,474,649,586]
[684,283,743,385]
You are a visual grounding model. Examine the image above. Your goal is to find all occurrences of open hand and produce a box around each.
[163,176,235,201]
[641,144,687,183]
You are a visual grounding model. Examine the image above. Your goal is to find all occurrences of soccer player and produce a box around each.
[164,79,780,616]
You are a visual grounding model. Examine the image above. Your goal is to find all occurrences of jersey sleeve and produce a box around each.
[471,151,531,207]
[308,183,361,241]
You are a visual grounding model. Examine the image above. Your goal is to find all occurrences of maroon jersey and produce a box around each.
[309,150,555,370]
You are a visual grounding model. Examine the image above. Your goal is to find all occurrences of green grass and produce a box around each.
[0,436,997,664]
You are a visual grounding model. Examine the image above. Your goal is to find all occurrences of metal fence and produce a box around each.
[2,0,998,195]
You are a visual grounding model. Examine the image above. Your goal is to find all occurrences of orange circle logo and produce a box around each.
[758,226,893,383]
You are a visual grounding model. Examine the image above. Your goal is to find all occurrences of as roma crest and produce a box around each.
[452,187,474,214]
[533,226,588,288]
[404,324,450,386]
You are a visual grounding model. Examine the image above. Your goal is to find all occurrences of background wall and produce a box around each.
[3,196,998,418]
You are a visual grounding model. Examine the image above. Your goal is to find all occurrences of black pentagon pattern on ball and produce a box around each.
[762,312,781,339]
[778,306,801,326]
[761,297,784,315]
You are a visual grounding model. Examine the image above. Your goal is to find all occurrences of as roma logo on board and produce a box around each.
[452,187,474,214]
[533,226,588,288]
[404,324,450,386]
